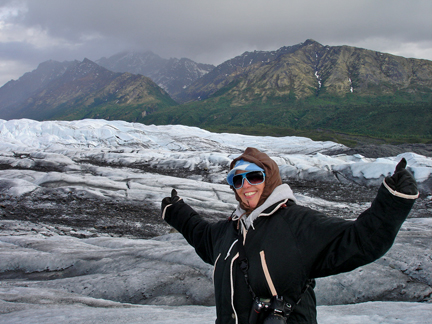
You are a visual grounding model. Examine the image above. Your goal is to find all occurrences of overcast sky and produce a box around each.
[1,0,431,87]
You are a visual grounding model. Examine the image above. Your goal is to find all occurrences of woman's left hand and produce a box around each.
[384,158,418,197]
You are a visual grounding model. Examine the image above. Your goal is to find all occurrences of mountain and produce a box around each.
[0,58,177,122]
[178,39,432,102]
[1,40,431,144]
[176,42,304,103]
[0,60,75,111]
[143,40,432,143]
[96,51,215,101]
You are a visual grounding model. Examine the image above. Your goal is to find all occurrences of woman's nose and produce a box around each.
[242,178,252,188]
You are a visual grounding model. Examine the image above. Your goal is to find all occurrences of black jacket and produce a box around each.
[163,184,415,324]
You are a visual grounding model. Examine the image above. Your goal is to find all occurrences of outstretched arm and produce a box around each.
[307,158,418,278]
[161,189,226,265]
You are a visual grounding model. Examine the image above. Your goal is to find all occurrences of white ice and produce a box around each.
[1,118,431,200]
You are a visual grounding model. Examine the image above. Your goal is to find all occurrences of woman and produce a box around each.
[161,147,418,324]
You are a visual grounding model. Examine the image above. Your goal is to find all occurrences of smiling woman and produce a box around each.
[232,170,266,210]
[226,160,266,209]
[161,146,419,324]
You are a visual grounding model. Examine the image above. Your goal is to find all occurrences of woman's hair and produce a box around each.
[229,147,282,212]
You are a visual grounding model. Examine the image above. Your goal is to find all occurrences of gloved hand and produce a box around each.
[161,189,181,217]
[384,158,418,197]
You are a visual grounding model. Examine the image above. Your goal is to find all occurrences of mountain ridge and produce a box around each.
[179,39,432,104]
[142,40,432,143]
[0,58,177,121]
[96,51,215,101]
[175,42,304,103]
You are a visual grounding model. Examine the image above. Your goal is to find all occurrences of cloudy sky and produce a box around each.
[0,0,431,87]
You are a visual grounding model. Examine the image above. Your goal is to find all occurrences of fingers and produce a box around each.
[395,158,407,172]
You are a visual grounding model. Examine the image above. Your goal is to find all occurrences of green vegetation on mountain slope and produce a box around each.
[143,90,432,145]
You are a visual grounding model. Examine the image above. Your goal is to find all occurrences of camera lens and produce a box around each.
[263,314,287,324]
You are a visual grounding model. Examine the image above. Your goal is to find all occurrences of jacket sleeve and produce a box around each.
[162,199,225,265]
[297,184,416,278]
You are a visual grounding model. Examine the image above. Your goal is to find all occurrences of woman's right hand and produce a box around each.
[161,189,181,217]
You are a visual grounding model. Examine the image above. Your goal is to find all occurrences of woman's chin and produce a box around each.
[243,199,258,210]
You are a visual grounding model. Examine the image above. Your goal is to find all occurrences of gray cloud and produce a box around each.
[1,0,431,86]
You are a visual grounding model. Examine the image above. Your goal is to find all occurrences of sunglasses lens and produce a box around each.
[232,171,265,189]
[247,171,264,185]
[232,174,244,189]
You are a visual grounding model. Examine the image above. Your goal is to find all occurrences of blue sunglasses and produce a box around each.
[232,171,266,189]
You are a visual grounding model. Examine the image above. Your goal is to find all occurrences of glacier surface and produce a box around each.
[0,118,431,323]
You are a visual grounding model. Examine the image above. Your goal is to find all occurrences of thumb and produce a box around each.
[395,158,407,172]
[171,189,178,199]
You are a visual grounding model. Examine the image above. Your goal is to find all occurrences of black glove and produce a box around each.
[384,158,418,196]
[161,189,181,216]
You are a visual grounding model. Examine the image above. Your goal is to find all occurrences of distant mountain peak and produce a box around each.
[302,39,321,46]
[82,57,93,63]
[96,52,215,100]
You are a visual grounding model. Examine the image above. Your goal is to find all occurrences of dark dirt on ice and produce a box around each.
[1,178,430,240]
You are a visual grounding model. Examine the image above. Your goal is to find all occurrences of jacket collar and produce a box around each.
[233,183,297,229]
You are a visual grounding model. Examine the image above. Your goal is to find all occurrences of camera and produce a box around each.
[249,295,292,324]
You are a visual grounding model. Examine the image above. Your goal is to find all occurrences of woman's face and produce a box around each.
[235,170,265,210]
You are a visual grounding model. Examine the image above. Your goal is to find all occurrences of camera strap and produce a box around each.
[237,227,257,300]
